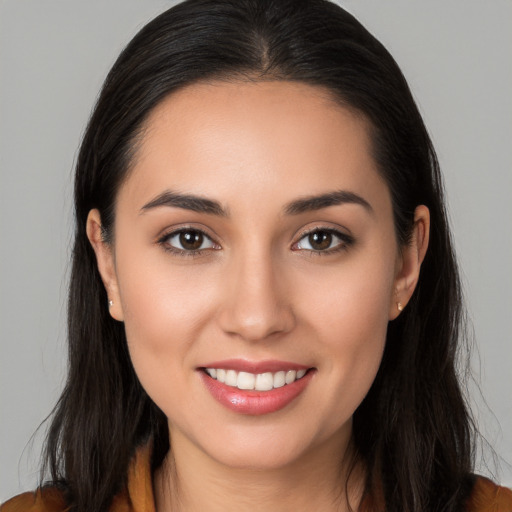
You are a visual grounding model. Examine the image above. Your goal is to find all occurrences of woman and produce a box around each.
[2,0,511,510]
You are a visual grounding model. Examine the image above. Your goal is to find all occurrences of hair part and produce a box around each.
[42,1,475,510]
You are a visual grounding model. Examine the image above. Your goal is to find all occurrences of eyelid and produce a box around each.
[292,226,354,253]
[156,225,221,256]
[155,222,220,243]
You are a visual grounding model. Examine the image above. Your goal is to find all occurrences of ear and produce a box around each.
[86,209,124,321]
[389,205,430,320]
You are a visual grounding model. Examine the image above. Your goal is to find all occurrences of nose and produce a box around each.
[217,249,295,342]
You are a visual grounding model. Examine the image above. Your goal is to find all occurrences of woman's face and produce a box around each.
[89,81,427,470]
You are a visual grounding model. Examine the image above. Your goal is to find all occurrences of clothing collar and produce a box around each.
[111,443,156,512]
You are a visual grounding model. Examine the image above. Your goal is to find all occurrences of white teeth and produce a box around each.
[273,371,286,388]
[237,371,255,390]
[285,370,297,384]
[204,367,308,391]
[216,369,226,383]
[255,372,274,391]
[225,369,238,386]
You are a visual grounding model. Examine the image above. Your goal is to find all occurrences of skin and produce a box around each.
[87,81,429,511]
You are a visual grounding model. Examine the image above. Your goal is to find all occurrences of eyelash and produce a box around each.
[157,227,220,257]
[157,226,354,257]
[292,227,354,256]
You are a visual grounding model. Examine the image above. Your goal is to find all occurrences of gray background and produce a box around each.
[1,0,511,502]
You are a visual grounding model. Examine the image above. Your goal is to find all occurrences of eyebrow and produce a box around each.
[140,188,373,217]
[284,190,373,216]
[140,190,228,216]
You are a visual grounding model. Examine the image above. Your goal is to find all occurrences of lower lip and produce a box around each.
[199,370,314,415]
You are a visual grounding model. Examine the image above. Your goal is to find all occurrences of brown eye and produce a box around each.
[163,229,217,253]
[294,228,353,253]
[308,231,332,250]
[179,230,204,250]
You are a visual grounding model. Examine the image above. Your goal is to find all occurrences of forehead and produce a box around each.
[120,80,388,214]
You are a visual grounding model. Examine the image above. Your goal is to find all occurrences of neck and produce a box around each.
[154,427,365,512]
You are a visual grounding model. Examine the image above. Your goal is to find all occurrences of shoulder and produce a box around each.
[0,488,136,512]
[1,444,154,512]
[466,476,512,512]
[0,488,68,512]
[0,488,134,512]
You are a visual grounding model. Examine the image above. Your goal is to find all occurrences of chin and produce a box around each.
[195,423,334,471]
[210,444,307,471]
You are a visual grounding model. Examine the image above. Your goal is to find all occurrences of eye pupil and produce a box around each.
[309,231,332,250]
[179,230,203,250]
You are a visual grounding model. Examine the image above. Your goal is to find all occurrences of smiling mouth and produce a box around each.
[202,368,309,391]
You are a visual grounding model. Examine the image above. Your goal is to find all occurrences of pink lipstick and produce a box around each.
[199,359,314,415]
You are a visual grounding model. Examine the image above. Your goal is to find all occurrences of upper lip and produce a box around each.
[199,358,311,374]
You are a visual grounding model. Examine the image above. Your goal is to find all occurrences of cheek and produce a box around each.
[293,250,395,416]
[117,231,219,332]
[311,275,389,373]
[298,247,395,345]
[114,251,221,407]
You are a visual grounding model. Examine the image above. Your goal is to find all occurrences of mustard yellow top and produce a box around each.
[3,444,512,511]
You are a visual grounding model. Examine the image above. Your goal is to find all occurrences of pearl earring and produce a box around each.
[108,300,113,308]
[397,302,404,312]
